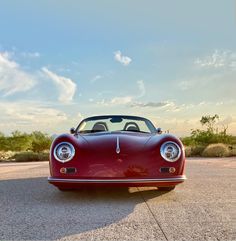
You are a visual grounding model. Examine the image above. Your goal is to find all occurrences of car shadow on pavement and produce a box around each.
[0,177,169,240]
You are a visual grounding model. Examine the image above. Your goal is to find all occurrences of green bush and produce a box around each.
[0,131,52,152]
[190,145,205,156]
[182,115,234,146]
[181,136,195,146]
[31,131,52,152]
[202,144,230,157]
[13,152,49,162]
[190,129,232,145]
[231,136,236,145]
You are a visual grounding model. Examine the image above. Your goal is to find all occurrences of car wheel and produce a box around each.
[158,186,175,191]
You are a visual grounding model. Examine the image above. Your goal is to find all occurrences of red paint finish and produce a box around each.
[48,132,186,189]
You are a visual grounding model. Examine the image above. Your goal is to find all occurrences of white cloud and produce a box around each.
[90,75,102,83]
[42,67,77,103]
[114,50,132,66]
[0,52,36,96]
[96,80,147,106]
[77,112,83,121]
[0,101,69,133]
[111,96,133,105]
[178,80,194,90]
[178,74,221,91]
[194,50,236,69]
[218,116,234,126]
[130,101,172,108]
[97,96,133,106]
[21,51,40,58]
[137,80,146,97]
[96,80,146,106]
[0,101,86,134]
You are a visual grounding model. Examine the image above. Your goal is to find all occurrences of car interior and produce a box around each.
[123,122,140,132]
[92,122,108,132]
[91,121,141,133]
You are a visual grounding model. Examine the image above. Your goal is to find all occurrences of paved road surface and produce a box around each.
[0,158,235,241]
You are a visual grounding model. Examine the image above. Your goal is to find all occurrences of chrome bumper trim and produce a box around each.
[48,176,186,183]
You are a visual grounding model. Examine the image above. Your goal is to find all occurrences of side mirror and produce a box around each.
[157,128,162,134]
[70,127,76,134]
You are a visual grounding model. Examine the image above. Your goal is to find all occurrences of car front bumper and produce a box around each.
[48,176,186,188]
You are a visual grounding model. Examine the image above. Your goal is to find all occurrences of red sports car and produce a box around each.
[48,115,186,191]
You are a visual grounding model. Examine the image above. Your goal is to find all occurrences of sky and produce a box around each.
[0,0,236,136]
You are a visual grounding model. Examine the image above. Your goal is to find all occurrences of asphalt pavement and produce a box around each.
[0,158,235,241]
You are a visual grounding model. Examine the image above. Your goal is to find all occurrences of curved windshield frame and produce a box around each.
[76,115,156,134]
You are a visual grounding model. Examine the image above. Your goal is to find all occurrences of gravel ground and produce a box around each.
[0,157,235,241]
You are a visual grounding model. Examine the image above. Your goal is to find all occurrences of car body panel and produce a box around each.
[48,117,186,189]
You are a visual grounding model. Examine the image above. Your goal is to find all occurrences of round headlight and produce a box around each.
[53,142,75,163]
[160,141,181,162]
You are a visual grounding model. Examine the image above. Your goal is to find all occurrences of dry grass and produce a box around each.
[185,144,236,157]
[0,151,15,161]
[184,146,192,157]
[202,143,230,157]
[0,151,49,162]
[228,145,236,156]
[184,145,205,157]
[13,152,49,162]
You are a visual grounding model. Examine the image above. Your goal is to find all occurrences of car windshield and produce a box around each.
[77,116,156,134]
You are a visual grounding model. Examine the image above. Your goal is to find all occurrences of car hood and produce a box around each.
[79,132,154,154]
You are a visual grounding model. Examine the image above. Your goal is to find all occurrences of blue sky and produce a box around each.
[0,1,236,135]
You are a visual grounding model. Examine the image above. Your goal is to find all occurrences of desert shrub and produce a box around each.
[13,152,49,162]
[181,136,195,146]
[228,145,236,156]
[31,131,52,152]
[0,137,9,151]
[184,146,192,157]
[231,148,236,156]
[0,151,15,161]
[0,131,32,151]
[190,129,234,145]
[190,129,215,144]
[202,144,230,157]
[0,131,52,152]
[184,145,205,157]
[190,145,205,156]
[8,135,33,151]
[231,137,236,145]
[182,115,234,146]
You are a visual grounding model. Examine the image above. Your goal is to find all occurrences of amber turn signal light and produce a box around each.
[169,167,176,173]
[60,167,67,174]
[60,167,77,174]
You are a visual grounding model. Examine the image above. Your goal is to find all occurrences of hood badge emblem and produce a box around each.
[116,137,120,154]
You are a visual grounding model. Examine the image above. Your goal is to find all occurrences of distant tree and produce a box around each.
[31,131,52,152]
[0,133,8,151]
[8,131,32,151]
[181,114,233,146]
[0,131,52,152]
[11,130,23,137]
[200,114,219,132]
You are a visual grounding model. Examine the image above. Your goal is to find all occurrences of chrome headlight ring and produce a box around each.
[53,142,75,163]
[160,141,181,162]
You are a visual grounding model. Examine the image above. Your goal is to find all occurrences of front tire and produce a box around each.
[158,186,175,191]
